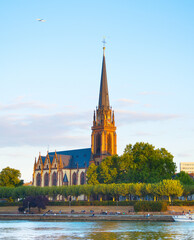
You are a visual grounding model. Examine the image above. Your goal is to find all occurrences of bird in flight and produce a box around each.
[36,19,46,22]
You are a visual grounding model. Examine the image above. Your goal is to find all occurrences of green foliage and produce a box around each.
[59,186,70,198]
[134,201,167,212]
[86,142,176,184]
[175,171,194,185]
[171,200,194,206]
[97,155,118,184]
[48,200,136,206]
[0,181,190,204]
[86,163,99,185]
[2,199,194,207]
[0,202,21,207]
[156,180,183,201]
[182,185,194,200]
[123,143,176,183]
[70,185,81,199]
[134,183,145,198]
[0,167,22,187]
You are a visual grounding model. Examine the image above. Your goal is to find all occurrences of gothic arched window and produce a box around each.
[96,133,101,153]
[52,172,57,186]
[44,172,49,186]
[63,173,68,186]
[72,172,77,185]
[107,133,112,154]
[36,173,41,187]
[80,172,85,185]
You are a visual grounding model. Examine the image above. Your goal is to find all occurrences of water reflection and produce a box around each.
[0,221,193,240]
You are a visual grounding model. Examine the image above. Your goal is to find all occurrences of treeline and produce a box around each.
[1,180,194,202]
[87,143,177,184]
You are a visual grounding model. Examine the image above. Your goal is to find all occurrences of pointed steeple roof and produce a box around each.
[98,47,110,109]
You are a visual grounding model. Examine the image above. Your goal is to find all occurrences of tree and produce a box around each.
[87,142,176,184]
[70,185,81,201]
[21,195,49,213]
[123,143,176,183]
[107,183,120,201]
[174,171,194,185]
[182,185,194,201]
[117,183,131,200]
[134,183,146,200]
[59,186,70,201]
[0,167,23,187]
[98,156,118,184]
[81,185,94,201]
[157,180,183,202]
[86,163,99,185]
[93,184,107,201]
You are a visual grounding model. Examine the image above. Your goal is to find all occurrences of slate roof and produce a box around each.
[58,155,72,168]
[41,156,46,165]
[42,148,91,169]
[49,155,54,164]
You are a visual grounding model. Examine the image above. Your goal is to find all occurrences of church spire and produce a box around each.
[98,46,110,109]
[91,44,117,166]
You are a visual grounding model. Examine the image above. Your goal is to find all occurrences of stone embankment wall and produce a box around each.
[0,214,174,222]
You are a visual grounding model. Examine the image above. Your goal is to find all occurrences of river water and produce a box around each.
[0,220,193,240]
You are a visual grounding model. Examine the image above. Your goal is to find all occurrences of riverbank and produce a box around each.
[0,205,193,214]
[0,206,193,222]
[0,213,174,222]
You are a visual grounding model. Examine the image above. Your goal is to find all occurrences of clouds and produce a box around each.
[0,95,182,148]
[116,109,180,125]
[0,109,90,147]
[0,108,179,147]
[0,101,55,111]
[0,97,91,147]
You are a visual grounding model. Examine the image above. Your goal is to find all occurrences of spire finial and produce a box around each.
[98,38,110,109]
[102,37,106,56]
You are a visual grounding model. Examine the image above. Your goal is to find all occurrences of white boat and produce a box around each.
[173,214,194,222]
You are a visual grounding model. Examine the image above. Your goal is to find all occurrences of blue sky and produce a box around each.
[0,0,194,182]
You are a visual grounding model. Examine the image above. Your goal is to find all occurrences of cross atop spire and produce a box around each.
[98,44,110,109]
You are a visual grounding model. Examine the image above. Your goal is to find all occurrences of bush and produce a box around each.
[134,201,167,212]
[0,202,21,207]
[172,200,194,206]
[22,196,49,212]
[48,201,69,206]
[18,206,25,212]
[47,200,138,206]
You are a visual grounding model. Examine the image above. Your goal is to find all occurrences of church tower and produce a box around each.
[91,46,117,165]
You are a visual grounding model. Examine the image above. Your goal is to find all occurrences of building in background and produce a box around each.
[32,47,117,187]
[180,162,194,174]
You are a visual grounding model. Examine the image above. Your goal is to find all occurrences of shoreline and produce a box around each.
[1,206,193,222]
[0,213,174,222]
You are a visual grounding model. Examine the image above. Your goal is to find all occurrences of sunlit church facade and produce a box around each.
[32,47,117,187]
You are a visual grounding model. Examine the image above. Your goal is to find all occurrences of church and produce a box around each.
[32,46,117,187]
